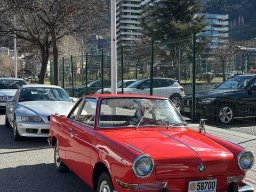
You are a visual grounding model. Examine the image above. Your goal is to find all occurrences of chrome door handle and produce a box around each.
[67,127,73,131]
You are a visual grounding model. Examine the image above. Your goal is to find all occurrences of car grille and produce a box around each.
[41,129,49,134]
[182,99,192,107]
[26,129,38,133]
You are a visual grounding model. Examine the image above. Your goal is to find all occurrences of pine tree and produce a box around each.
[142,0,205,42]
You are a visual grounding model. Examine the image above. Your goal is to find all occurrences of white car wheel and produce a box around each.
[170,95,182,109]
[219,106,233,124]
[54,141,68,172]
[97,173,113,192]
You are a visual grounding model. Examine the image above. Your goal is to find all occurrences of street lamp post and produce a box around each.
[111,0,117,94]
[14,15,18,78]
[14,35,18,78]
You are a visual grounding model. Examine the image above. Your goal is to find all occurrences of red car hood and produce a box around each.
[101,127,235,179]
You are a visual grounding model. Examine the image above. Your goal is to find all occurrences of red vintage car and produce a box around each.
[48,94,254,192]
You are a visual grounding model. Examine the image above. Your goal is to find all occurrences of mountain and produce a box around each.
[204,0,256,40]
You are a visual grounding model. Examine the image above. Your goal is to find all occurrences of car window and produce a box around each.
[19,87,71,102]
[138,80,150,89]
[75,98,97,126]
[69,99,84,120]
[166,79,175,86]
[217,76,253,89]
[127,79,145,88]
[0,79,27,89]
[154,79,162,87]
[88,81,99,87]
[249,80,256,90]
[103,81,111,86]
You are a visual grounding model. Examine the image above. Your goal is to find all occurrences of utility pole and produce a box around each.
[14,15,18,78]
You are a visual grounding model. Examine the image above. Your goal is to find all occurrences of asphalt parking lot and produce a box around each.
[0,111,93,192]
[0,111,255,191]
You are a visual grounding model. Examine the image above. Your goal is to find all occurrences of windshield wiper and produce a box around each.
[136,106,153,130]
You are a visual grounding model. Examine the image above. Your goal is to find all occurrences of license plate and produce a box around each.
[188,179,217,192]
[183,106,190,112]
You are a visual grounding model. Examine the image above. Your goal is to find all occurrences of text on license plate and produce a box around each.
[188,179,217,192]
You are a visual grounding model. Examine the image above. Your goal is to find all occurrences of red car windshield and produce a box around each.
[99,98,186,128]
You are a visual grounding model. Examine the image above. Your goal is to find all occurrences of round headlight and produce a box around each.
[132,154,154,178]
[237,150,254,171]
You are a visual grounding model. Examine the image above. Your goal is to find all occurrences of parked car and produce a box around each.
[5,84,74,141]
[196,72,215,82]
[0,77,27,110]
[111,78,185,108]
[49,94,254,192]
[181,74,256,124]
[75,80,111,97]
[95,79,137,93]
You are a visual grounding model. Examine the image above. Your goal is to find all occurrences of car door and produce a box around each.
[242,80,256,115]
[7,88,20,126]
[58,99,84,166]
[151,79,165,97]
[135,80,151,95]
[65,97,97,183]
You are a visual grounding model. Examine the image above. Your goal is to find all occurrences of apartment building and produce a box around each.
[197,13,229,48]
[116,0,142,48]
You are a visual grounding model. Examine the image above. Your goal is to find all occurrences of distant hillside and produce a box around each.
[204,0,256,40]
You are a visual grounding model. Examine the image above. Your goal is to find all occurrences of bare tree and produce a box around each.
[0,0,106,84]
[0,55,22,77]
[215,41,238,81]
[59,35,81,57]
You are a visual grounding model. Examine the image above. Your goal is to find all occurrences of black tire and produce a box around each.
[13,121,22,141]
[96,172,114,192]
[170,94,182,109]
[217,105,234,125]
[5,114,11,128]
[54,141,68,172]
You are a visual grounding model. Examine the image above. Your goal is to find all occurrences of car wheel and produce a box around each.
[218,105,234,124]
[5,114,11,128]
[54,141,68,172]
[170,94,182,109]
[97,172,114,192]
[13,120,22,141]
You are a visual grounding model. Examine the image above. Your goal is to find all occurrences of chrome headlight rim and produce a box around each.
[237,150,254,171]
[132,154,154,178]
[0,96,8,101]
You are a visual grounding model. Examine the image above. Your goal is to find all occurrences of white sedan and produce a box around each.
[5,84,74,141]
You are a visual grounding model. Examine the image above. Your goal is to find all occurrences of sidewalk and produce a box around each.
[188,123,256,189]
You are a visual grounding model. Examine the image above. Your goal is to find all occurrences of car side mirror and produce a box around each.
[198,119,207,133]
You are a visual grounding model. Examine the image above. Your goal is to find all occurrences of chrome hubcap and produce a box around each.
[99,180,110,192]
[219,106,233,124]
[171,97,181,108]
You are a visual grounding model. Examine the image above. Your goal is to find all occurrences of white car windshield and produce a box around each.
[19,87,71,102]
[99,98,186,128]
[0,79,27,89]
